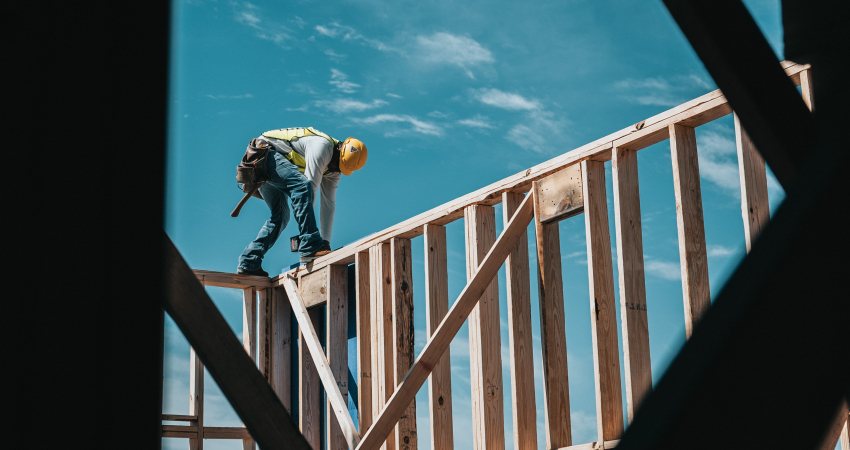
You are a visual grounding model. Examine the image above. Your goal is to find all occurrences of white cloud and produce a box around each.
[315,98,387,113]
[357,114,444,136]
[205,93,254,100]
[708,244,737,258]
[234,2,288,45]
[697,128,742,197]
[415,32,494,78]
[457,116,494,129]
[315,22,394,52]
[386,92,403,99]
[645,258,682,281]
[506,109,568,154]
[614,73,714,107]
[474,88,540,111]
[329,69,360,94]
[323,48,346,61]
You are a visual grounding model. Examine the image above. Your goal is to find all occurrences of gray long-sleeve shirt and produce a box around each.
[256,135,338,243]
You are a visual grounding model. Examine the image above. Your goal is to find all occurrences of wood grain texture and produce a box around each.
[391,238,418,450]
[243,287,257,360]
[534,165,584,223]
[734,114,770,253]
[299,306,322,450]
[424,224,454,450]
[328,265,350,450]
[532,181,572,448]
[189,348,205,450]
[582,160,624,441]
[270,286,292,411]
[465,205,506,450]
[194,269,272,288]
[300,267,329,308]
[284,277,361,449]
[502,191,537,450]
[611,147,652,422]
[258,288,271,378]
[356,194,533,450]
[355,251,374,432]
[800,68,814,112]
[370,243,397,450]
[669,123,711,338]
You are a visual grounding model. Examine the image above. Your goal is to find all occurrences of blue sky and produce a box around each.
[163,1,787,449]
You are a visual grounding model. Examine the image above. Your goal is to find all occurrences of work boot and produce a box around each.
[300,241,332,263]
[237,267,269,277]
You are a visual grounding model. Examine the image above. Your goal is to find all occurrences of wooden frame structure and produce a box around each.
[162,60,849,450]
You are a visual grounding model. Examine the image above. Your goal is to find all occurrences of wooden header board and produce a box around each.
[534,164,584,223]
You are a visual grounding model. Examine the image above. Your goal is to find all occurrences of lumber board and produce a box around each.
[300,267,329,308]
[534,165,584,223]
[532,181,572,448]
[258,288,271,378]
[556,439,620,450]
[734,114,770,253]
[270,286,292,411]
[194,270,272,289]
[299,306,322,450]
[328,265,350,450]
[161,414,197,422]
[189,348,205,449]
[423,224,454,450]
[502,192,537,450]
[669,124,711,338]
[582,160,624,440]
[611,147,651,421]
[355,251,374,431]
[465,205,505,450]
[391,238,418,450]
[356,194,534,450]
[370,242,396,450]
[243,288,257,360]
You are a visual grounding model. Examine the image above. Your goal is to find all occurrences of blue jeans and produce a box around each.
[238,151,326,271]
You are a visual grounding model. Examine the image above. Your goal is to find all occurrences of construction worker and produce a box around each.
[237,127,367,276]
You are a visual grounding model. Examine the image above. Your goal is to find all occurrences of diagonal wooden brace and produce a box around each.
[282,276,361,449]
[356,192,535,450]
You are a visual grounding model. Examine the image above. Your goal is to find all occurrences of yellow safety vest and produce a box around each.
[261,127,339,173]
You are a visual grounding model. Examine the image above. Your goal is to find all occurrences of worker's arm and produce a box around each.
[319,172,340,243]
[302,137,336,242]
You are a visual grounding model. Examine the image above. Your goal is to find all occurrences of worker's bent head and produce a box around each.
[339,137,367,175]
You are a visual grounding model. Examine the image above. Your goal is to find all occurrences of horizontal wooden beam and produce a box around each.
[194,270,272,289]
[271,61,808,282]
[356,193,535,450]
[282,276,361,449]
[161,425,252,440]
[161,414,197,422]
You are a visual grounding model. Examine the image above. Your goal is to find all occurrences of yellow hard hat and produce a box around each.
[339,137,367,175]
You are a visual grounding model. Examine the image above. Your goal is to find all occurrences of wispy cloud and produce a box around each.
[329,69,360,94]
[415,32,494,79]
[457,115,494,129]
[697,128,741,197]
[614,73,713,106]
[234,2,288,45]
[356,114,443,136]
[386,92,403,99]
[506,109,568,154]
[708,244,737,258]
[315,98,387,113]
[474,88,540,111]
[315,22,394,52]
[645,257,681,281]
[323,48,346,61]
[205,93,254,100]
